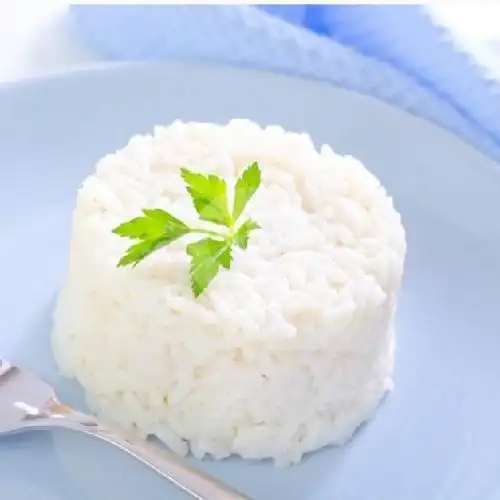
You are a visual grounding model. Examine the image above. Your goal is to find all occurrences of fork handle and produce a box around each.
[25,417,251,500]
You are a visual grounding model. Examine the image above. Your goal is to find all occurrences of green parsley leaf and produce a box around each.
[117,237,173,267]
[180,168,231,227]
[232,162,261,223]
[234,219,261,250]
[186,238,232,297]
[113,208,191,268]
[113,208,190,240]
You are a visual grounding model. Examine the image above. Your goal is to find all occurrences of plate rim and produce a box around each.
[0,59,498,168]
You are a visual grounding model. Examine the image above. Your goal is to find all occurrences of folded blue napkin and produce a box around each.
[70,5,500,161]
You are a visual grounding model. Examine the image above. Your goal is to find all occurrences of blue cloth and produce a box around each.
[70,5,500,161]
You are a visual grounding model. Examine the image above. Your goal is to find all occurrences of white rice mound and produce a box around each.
[52,119,406,466]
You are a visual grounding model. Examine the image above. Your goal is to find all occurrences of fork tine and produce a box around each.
[0,358,14,377]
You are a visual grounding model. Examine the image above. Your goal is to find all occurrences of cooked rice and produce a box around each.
[52,119,406,466]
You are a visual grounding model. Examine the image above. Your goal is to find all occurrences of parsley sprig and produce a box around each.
[112,162,262,297]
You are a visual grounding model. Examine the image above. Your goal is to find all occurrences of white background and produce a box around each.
[0,2,98,84]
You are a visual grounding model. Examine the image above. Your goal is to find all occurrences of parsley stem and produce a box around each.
[190,228,226,239]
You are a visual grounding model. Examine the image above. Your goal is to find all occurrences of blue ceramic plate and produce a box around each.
[1,63,499,500]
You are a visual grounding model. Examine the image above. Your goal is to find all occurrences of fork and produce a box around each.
[0,358,251,500]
